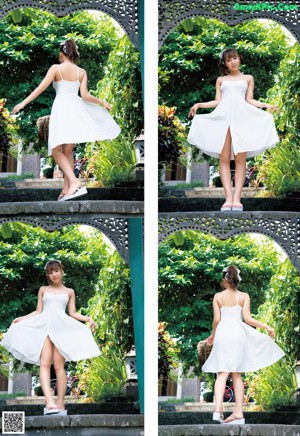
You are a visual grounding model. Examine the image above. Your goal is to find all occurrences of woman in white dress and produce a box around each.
[12,40,121,201]
[202,265,284,424]
[1,259,100,415]
[188,48,279,211]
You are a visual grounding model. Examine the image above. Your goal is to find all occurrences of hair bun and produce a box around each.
[223,265,241,288]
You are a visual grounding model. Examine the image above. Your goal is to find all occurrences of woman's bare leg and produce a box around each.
[223,372,244,422]
[233,153,246,206]
[53,346,67,410]
[40,337,56,408]
[214,372,229,414]
[52,144,81,196]
[219,129,233,206]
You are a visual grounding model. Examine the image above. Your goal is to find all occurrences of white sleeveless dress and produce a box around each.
[188,79,279,159]
[1,290,100,365]
[48,66,121,155]
[202,292,284,373]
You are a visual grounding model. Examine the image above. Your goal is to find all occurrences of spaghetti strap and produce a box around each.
[217,292,223,307]
[77,67,80,81]
[57,65,63,80]
[236,291,239,305]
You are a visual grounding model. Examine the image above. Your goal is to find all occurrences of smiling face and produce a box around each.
[224,53,241,73]
[45,260,64,285]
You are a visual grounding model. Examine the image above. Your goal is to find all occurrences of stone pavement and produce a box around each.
[158,424,300,436]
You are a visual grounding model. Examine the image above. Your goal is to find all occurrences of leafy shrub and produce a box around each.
[248,358,297,411]
[86,137,136,187]
[43,167,53,179]
[158,105,188,174]
[77,351,127,402]
[203,391,214,402]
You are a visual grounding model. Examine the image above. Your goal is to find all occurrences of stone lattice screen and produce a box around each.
[159,0,300,47]
[0,0,140,48]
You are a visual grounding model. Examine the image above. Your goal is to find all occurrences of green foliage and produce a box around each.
[77,350,127,402]
[158,105,188,172]
[256,260,300,361]
[0,222,27,239]
[256,44,300,196]
[0,99,18,156]
[158,322,179,379]
[96,36,143,139]
[158,232,280,372]
[0,225,109,331]
[0,10,120,150]
[159,19,288,121]
[85,136,136,187]
[248,358,297,410]
[174,181,204,188]
[85,252,133,355]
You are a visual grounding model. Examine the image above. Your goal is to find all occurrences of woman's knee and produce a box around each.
[231,372,242,380]
[234,153,246,165]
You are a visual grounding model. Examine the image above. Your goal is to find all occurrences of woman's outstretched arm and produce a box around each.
[12,287,44,323]
[12,65,57,114]
[79,69,111,110]
[245,75,279,112]
[242,293,275,337]
[206,294,221,345]
[67,289,96,331]
[188,77,223,117]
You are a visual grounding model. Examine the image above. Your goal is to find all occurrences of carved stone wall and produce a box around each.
[159,0,300,47]
[158,212,300,272]
[0,214,129,262]
[0,0,139,48]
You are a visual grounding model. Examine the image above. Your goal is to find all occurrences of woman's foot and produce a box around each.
[223,413,245,424]
[231,202,243,211]
[62,182,88,201]
[220,202,232,212]
[56,401,65,411]
[44,403,60,415]
[57,192,68,201]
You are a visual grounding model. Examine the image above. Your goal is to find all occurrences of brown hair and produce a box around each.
[218,48,241,76]
[45,259,64,284]
[222,265,240,289]
[59,40,80,64]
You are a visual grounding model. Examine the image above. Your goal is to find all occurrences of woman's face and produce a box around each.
[48,267,63,285]
[224,55,240,72]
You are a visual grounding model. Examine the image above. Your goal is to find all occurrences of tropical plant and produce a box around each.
[256,260,300,362]
[158,322,179,395]
[248,358,297,410]
[85,252,133,355]
[85,136,136,187]
[158,105,188,174]
[77,351,127,402]
[256,44,300,196]
[0,98,18,155]
[96,35,143,140]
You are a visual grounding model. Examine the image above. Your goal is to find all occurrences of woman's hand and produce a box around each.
[12,317,23,324]
[206,335,214,346]
[12,102,25,114]
[102,101,112,111]
[266,326,275,338]
[188,104,199,118]
[87,318,96,332]
[267,105,280,113]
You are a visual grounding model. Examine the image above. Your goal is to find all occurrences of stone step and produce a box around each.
[0,414,144,436]
[158,424,300,436]
[0,187,144,202]
[159,197,300,212]
[158,411,300,425]
[0,402,139,416]
[162,187,262,198]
